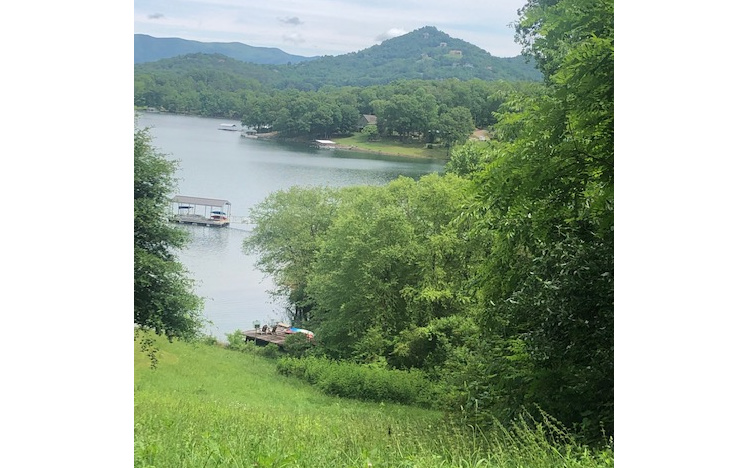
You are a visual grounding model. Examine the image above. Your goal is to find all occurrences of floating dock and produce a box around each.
[242,324,314,348]
[171,195,231,227]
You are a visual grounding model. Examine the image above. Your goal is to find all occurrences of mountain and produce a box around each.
[135,27,541,89]
[134,34,315,65]
[290,26,541,85]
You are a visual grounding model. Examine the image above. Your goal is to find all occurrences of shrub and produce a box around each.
[257,343,281,359]
[282,332,315,358]
[199,334,219,346]
[362,124,379,141]
[276,356,443,407]
[224,330,252,352]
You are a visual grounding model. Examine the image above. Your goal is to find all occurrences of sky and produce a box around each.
[133,0,528,58]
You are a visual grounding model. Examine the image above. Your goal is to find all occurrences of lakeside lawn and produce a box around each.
[135,332,613,467]
[332,134,450,159]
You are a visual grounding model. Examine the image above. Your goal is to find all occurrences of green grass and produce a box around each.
[135,332,613,467]
[332,134,449,159]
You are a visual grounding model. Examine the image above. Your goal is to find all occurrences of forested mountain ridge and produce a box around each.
[135,34,315,65]
[134,26,541,92]
[289,26,542,85]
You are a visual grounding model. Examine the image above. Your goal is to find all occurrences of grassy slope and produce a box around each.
[332,134,449,159]
[135,333,613,467]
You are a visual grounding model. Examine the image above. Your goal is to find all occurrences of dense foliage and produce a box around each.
[243,0,613,445]
[134,126,203,347]
[136,67,525,145]
[243,175,484,365]
[466,0,614,439]
[276,355,439,407]
[238,79,513,141]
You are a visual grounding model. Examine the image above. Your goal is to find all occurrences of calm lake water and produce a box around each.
[136,112,445,340]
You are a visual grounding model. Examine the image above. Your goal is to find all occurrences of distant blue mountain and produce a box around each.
[134,34,316,65]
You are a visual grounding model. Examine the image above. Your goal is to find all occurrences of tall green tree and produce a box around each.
[241,94,277,132]
[372,90,438,140]
[134,126,203,347]
[242,186,340,323]
[466,0,614,442]
[437,106,475,149]
[304,175,479,362]
[304,185,417,358]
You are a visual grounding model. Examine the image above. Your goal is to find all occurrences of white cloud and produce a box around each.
[375,28,407,42]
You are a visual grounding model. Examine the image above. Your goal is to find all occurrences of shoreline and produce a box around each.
[136,110,448,160]
[330,143,448,160]
[277,134,449,160]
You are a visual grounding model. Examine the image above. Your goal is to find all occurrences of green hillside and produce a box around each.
[134,332,613,467]
[279,26,541,87]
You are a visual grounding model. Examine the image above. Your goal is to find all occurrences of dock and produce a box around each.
[242,324,314,348]
[171,195,231,227]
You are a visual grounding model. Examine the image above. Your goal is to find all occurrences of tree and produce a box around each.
[305,185,417,357]
[134,126,204,358]
[337,102,361,135]
[274,91,314,137]
[372,91,438,140]
[308,99,339,138]
[465,0,614,442]
[241,94,277,133]
[437,106,475,149]
[242,186,340,324]
[445,140,499,178]
[304,175,479,362]
[361,124,379,141]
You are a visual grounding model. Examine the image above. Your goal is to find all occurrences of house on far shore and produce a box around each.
[357,114,377,131]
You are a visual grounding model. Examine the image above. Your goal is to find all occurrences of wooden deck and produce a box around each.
[243,329,289,346]
[242,325,313,348]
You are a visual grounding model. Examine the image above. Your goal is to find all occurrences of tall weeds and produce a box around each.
[135,332,612,467]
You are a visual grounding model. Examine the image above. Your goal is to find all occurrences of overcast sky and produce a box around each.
[134,0,529,58]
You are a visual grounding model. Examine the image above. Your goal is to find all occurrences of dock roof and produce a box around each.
[172,195,231,207]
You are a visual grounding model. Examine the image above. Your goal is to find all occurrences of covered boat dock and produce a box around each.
[171,195,231,227]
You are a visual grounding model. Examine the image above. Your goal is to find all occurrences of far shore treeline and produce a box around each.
[136,72,537,147]
[135,0,614,449]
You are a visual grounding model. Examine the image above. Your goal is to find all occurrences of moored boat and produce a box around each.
[218,123,240,131]
[312,139,337,149]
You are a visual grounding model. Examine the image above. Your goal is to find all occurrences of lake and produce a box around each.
[136,112,445,340]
